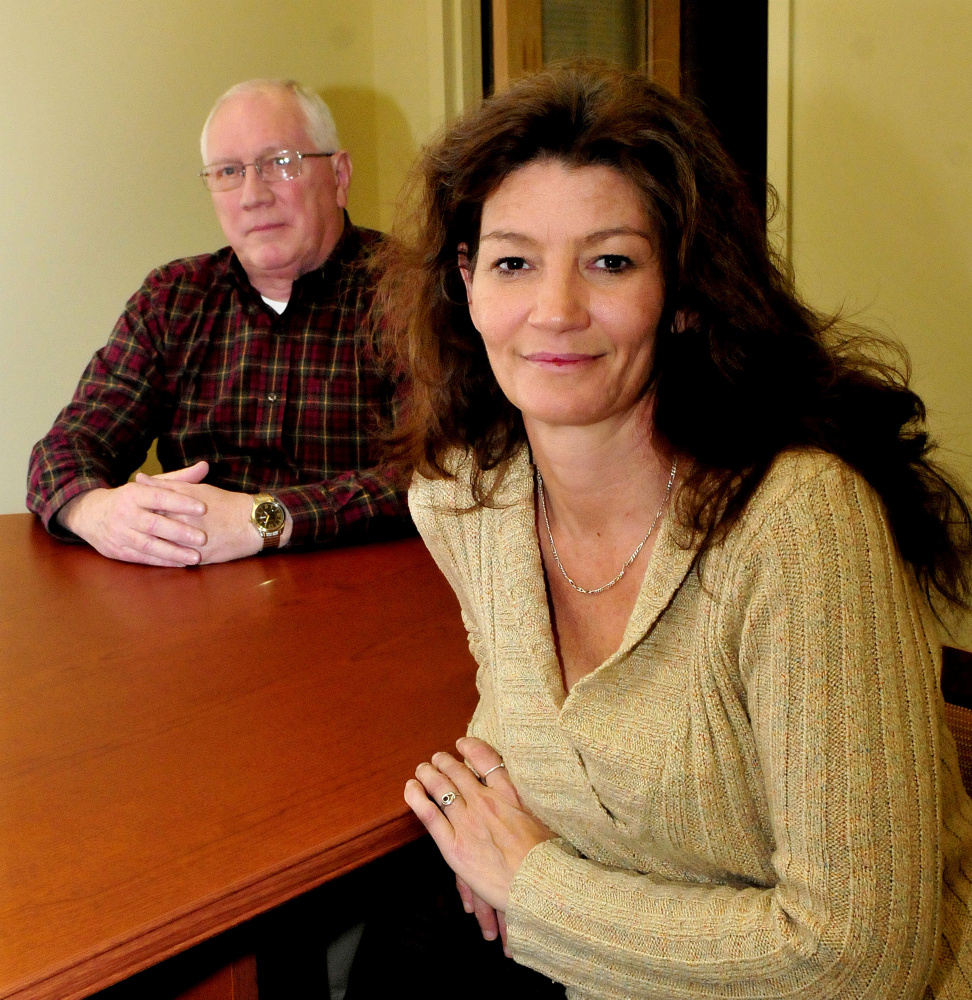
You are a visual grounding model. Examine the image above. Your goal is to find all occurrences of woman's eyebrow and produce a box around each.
[579,226,654,245]
[478,230,535,246]
[479,227,653,246]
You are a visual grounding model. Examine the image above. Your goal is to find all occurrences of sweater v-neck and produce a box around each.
[492,448,700,716]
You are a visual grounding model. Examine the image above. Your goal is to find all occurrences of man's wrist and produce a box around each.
[280,507,294,547]
[56,488,102,538]
[248,493,291,551]
[56,494,83,533]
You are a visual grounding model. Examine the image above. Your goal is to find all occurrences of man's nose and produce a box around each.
[238,165,274,208]
[529,265,590,333]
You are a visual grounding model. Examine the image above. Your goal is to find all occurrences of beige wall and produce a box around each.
[0,0,480,516]
[768,0,972,646]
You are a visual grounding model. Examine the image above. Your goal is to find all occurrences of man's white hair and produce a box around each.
[200,79,340,163]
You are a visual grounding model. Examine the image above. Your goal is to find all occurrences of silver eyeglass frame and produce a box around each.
[199,149,335,191]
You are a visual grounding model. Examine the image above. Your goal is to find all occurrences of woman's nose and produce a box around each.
[529,266,589,333]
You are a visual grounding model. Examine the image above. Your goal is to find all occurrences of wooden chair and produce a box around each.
[943,646,972,793]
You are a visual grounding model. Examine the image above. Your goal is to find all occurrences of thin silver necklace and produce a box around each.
[537,457,677,596]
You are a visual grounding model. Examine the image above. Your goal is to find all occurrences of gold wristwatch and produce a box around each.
[250,493,286,550]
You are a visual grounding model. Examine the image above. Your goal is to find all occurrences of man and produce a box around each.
[27,80,408,567]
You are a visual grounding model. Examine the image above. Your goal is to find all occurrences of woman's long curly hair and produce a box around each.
[376,61,971,609]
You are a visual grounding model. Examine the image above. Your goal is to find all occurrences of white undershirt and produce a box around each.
[261,295,289,315]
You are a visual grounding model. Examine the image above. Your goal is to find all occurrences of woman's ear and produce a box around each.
[672,308,699,334]
[458,242,473,304]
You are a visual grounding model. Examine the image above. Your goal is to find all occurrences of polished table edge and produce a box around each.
[4,807,427,1000]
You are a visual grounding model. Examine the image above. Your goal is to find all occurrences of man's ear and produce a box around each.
[331,151,353,209]
[458,242,473,304]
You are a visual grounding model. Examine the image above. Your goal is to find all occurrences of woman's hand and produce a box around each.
[405,737,554,920]
[456,874,511,954]
[451,745,520,953]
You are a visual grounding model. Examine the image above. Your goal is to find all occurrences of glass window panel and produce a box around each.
[541,0,645,69]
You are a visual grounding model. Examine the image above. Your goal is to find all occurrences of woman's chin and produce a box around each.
[521,404,634,433]
[516,389,651,436]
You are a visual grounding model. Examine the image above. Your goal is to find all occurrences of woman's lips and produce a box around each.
[524,352,599,367]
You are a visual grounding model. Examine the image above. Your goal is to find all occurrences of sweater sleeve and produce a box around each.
[408,471,503,751]
[504,459,947,1000]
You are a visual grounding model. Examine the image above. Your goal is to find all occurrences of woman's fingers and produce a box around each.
[456,873,475,913]
[470,890,500,941]
[457,736,517,797]
[403,777,458,853]
[458,876,503,943]
[414,759,468,809]
[456,736,502,773]
[431,750,490,798]
[456,875,501,943]
[497,910,511,957]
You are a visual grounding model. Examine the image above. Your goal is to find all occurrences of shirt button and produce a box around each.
[267,393,278,402]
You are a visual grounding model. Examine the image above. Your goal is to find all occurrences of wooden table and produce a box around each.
[0,515,479,1000]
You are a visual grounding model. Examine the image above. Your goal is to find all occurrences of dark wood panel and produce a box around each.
[178,956,257,1000]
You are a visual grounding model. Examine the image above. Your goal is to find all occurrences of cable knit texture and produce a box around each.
[409,447,972,1000]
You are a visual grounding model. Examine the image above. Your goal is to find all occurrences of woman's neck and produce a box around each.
[525,404,670,537]
[525,403,677,690]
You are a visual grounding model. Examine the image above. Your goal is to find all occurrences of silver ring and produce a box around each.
[481,762,506,780]
[440,791,458,807]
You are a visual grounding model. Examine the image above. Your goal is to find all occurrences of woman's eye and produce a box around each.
[594,255,633,272]
[495,257,529,272]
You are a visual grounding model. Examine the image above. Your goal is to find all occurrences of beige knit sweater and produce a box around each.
[410,448,972,1000]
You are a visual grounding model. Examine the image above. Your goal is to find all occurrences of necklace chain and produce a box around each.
[537,458,677,596]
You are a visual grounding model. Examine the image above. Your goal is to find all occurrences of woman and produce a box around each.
[379,64,972,998]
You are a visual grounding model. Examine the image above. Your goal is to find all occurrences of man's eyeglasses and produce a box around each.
[199,150,334,192]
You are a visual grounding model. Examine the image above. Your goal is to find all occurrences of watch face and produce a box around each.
[254,501,286,532]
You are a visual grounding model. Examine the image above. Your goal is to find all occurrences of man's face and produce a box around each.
[203,88,351,294]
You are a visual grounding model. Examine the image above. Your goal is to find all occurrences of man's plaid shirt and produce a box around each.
[27,223,409,547]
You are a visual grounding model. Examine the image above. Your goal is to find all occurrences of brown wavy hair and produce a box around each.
[376,61,971,609]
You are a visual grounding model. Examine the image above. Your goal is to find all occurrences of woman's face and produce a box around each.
[461,159,665,434]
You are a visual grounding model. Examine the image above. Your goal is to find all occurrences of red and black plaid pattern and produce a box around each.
[27,224,408,546]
